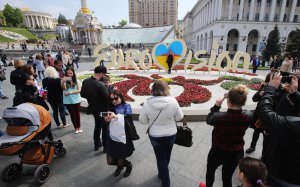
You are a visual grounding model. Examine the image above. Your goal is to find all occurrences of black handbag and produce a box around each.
[175,117,193,147]
[124,115,140,141]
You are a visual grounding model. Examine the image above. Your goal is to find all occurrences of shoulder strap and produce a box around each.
[146,109,163,134]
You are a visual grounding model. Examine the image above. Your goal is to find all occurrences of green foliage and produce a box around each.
[0,11,6,26]
[262,24,281,61]
[220,76,245,81]
[119,20,128,27]
[221,81,244,90]
[78,74,124,82]
[285,29,300,57]
[3,4,24,27]
[58,13,68,25]
[250,78,263,84]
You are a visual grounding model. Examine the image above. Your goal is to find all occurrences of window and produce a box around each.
[276,0,281,6]
[257,0,261,7]
[233,44,238,51]
[265,13,269,21]
[252,44,257,51]
[294,15,299,22]
[286,0,290,7]
[283,14,287,21]
[297,0,300,7]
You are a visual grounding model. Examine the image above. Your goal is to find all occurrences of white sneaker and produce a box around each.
[75,130,79,134]
[78,129,83,133]
[63,123,71,128]
[58,124,64,128]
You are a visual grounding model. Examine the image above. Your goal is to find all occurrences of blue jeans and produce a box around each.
[0,81,4,97]
[149,134,176,187]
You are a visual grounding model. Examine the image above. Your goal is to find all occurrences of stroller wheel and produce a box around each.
[54,146,67,157]
[1,163,22,182]
[34,164,51,185]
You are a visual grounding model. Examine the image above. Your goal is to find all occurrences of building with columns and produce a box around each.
[182,0,300,56]
[71,0,102,44]
[21,9,55,30]
[129,0,178,27]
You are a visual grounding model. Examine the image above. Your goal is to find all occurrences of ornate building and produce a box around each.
[21,9,55,30]
[129,0,178,27]
[182,0,300,56]
[71,0,102,44]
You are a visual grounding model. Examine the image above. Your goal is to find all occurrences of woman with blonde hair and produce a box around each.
[139,80,184,187]
[43,66,69,128]
[205,85,253,187]
[62,50,72,68]
[10,59,25,91]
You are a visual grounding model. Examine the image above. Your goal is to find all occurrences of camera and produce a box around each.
[100,112,111,117]
[281,76,293,84]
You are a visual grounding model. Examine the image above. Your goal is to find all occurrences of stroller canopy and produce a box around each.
[2,103,44,126]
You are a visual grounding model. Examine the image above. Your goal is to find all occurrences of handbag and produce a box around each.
[0,69,6,81]
[175,117,193,147]
[146,109,163,134]
[124,115,140,141]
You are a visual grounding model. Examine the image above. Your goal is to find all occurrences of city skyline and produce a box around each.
[0,0,198,26]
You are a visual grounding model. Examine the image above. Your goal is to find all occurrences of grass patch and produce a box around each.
[0,35,15,42]
[42,33,56,40]
[0,27,38,40]
[78,74,124,82]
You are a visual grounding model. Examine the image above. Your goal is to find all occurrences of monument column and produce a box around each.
[279,0,287,22]
[217,0,222,20]
[249,0,255,21]
[30,15,36,28]
[289,0,297,22]
[228,0,234,20]
[35,16,40,28]
[81,0,91,14]
[40,17,45,29]
[259,0,266,21]
[238,0,245,20]
[269,0,276,21]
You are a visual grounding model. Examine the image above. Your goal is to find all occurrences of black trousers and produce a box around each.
[206,147,244,187]
[249,128,262,149]
[93,114,108,149]
[167,62,172,72]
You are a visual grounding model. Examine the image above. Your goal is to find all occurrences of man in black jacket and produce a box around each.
[258,72,300,187]
[81,65,109,151]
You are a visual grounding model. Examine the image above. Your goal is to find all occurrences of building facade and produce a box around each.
[129,0,178,27]
[182,0,300,56]
[21,9,55,30]
[71,0,102,44]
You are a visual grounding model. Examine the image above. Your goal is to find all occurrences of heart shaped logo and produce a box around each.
[152,39,187,72]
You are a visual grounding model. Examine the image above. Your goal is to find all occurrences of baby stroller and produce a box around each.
[0,103,67,185]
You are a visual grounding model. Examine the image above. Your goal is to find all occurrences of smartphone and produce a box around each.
[281,76,293,84]
[100,112,111,117]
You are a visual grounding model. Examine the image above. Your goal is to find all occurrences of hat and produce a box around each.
[94,65,108,74]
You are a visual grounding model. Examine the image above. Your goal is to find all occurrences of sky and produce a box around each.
[0,0,198,26]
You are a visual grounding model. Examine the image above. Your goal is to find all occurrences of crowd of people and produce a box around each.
[0,50,300,187]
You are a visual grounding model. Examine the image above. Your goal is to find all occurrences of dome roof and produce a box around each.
[122,23,142,29]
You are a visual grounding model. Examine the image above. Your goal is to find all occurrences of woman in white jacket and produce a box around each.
[139,80,183,187]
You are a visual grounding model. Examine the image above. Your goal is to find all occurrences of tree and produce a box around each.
[285,29,300,58]
[0,11,6,26]
[3,4,23,27]
[119,20,127,27]
[262,24,281,61]
[58,13,68,25]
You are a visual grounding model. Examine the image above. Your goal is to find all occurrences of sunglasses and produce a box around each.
[110,97,119,101]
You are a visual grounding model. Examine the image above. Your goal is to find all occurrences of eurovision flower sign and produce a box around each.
[109,74,262,107]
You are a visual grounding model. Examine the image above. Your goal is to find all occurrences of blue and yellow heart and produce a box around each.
[152,40,187,71]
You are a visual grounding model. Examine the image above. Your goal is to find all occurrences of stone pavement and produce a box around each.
[0,62,264,187]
